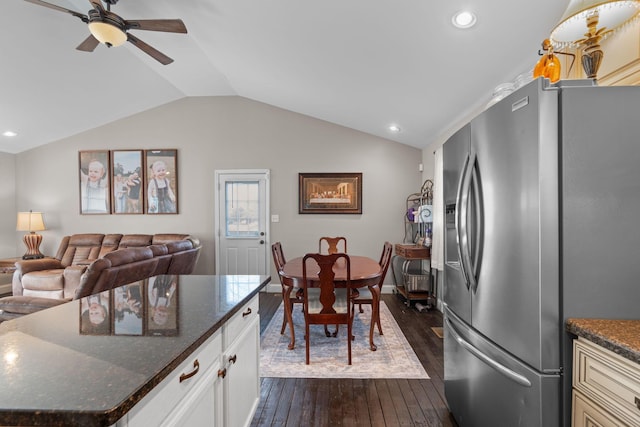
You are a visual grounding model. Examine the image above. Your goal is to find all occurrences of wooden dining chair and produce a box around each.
[302,252,354,365]
[318,236,347,254]
[272,242,303,350]
[352,241,392,340]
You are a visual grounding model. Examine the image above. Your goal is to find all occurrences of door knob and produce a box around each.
[260,240,265,244]
[260,232,265,236]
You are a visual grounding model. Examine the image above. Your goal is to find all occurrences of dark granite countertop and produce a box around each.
[566,318,640,364]
[0,274,270,427]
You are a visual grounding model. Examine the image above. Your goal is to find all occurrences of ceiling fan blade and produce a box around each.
[76,34,100,52]
[127,33,173,65]
[126,19,188,34]
[24,0,88,21]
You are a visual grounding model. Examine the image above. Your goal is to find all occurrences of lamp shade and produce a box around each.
[550,0,640,47]
[88,21,127,47]
[16,211,46,232]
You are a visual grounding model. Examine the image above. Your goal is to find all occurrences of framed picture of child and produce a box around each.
[113,281,145,336]
[144,149,178,214]
[111,150,144,214]
[79,150,111,214]
[79,290,112,335]
[146,275,179,336]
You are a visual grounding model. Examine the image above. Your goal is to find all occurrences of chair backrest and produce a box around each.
[303,252,351,315]
[318,236,347,254]
[57,234,111,267]
[378,241,393,289]
[272,242,286,272]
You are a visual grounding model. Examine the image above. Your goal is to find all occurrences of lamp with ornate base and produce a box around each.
[550,0,640,80]
[16,211,46,260]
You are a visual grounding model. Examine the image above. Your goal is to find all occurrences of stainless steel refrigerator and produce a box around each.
[442,78,640,427]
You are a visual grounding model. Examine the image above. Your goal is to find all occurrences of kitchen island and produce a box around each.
[567,318,640,426]
[567,318,640,364]
[0,274,270,426]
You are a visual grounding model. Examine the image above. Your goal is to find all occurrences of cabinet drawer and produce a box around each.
[127,331,222,427]
[573,338,640,426]
[224,294,259,347]
[573,390,626,427]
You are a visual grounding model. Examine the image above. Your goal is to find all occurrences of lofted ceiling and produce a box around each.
[0,0,568,154]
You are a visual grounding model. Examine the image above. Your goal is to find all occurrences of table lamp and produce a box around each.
[550,0,640,79]
[16,210,46,260]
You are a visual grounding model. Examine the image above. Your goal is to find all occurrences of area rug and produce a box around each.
[260,301,429,379]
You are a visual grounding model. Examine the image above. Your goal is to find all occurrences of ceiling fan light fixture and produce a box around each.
[88,21,127,47]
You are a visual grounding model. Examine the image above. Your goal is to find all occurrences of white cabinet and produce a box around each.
[222,295,261,427]
[120,294,261,427]
[124,331,223,427]
[572,338,640,427]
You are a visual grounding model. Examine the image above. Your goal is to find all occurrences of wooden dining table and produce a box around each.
[280,255,382,351]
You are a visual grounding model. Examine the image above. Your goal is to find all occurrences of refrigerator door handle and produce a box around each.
[469,158,483,294]
[458,152,477,292]
[454,153,471,290]
[445,317,532,388]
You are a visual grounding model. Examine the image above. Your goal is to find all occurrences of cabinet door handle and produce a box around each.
[179,359,200,383]
[217,368,227,379]
[228,354,237,365]
[242,307,252,318]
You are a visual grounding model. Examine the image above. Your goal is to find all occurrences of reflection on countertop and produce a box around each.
[566,318,640,364]
[0,274,270,427]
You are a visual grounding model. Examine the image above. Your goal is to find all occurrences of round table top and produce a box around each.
[281,255,381,288]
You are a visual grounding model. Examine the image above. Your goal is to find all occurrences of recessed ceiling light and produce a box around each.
[389,125,401,133]
[452,11,477,29]
[3,131,17,137]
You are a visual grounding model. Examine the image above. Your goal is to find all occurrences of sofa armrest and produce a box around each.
[74,258,112,299]
[12,258,64,296]
[63,265,89,299]
[15,258,63,275]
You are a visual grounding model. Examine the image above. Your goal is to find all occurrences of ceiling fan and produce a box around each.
[24,0,187,65]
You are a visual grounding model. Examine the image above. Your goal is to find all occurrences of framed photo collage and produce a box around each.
[78,149,178,215]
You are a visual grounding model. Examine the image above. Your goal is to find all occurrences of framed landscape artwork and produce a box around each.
[79,150,111,214]
[298,172,362,214]
[111,150,143,214]
[145,149,178,214]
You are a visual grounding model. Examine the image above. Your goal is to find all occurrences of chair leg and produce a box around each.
[347,319,352,365]
[281,300,296,350]
[305,321,311,365]
[280,303,289,335]
[358,303,364,313]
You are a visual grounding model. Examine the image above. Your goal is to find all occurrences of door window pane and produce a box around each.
[225,181,260,237]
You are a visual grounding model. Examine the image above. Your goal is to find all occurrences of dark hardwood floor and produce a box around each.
[252,292,458,427]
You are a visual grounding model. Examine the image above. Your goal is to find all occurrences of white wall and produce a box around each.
[13,96,423,283]
[0,152,16,258]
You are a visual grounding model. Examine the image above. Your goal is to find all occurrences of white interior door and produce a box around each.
[215,170,270,275]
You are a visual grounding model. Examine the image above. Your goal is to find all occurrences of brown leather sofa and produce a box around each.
[0,233,200,321]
